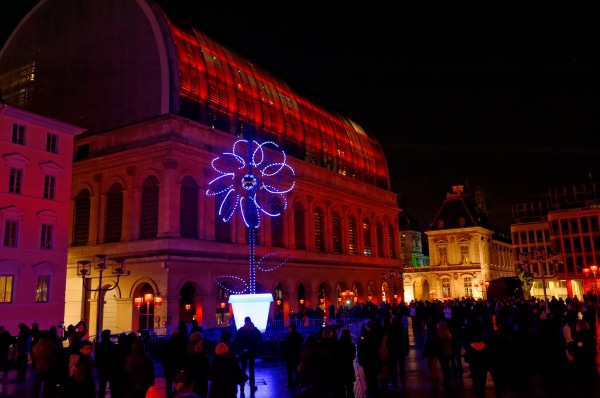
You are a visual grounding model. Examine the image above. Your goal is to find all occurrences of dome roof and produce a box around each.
[0,0,390,189]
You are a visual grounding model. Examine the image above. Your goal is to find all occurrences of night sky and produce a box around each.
[2,1,600,230]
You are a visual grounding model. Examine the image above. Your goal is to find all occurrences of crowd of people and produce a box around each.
[1,294,599,398]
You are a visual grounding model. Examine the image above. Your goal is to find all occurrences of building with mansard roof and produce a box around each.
[0,0,403,335]
[408,185,513,302]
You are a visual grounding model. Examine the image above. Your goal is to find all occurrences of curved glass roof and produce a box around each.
[165,17,390,189]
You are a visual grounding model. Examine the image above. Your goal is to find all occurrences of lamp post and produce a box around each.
[583,265,598,321]
[134,292,163,330]
[77,254,127,340]
[473,279,489,300]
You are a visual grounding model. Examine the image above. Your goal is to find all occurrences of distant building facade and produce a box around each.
[0,0,402,336]
[405,185,513,302]
[0,104,84,334]
[511,179,600,300]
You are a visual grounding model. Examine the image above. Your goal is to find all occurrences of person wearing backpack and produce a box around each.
[66,340,95,398]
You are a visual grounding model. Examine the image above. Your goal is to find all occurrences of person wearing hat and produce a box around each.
[209,343,247,398]
[233,317,263,393]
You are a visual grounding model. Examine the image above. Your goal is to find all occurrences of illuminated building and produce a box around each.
[0,104,85,334]
[0,0,402,335]
[410,185,513,302]
[512,179,600,299]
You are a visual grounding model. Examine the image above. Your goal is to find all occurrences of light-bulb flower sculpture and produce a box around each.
[206,134,295,332]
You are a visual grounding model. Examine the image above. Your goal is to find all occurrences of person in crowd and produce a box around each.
[161,328,187,398]
[31,329,59,398]
[185,332,209,398]
[110,333,132,398]
[463,327,489,398]
[12,322,32,382]
[566,319,599,395]
[218,329,234,353]
[173,368,200,398]
[283,324,303,389]
[178,320,190,343]
[95,329,116,398]
[357,320,382,398]
[436,319,453,387]
[337,328,357,398]
[65,320,87,351]
[386,315,409,390]
[448,306,464,378]
[297,334,321,390]
[123,336,155,398]
[422,320,440,390]
[318,327,338,395]
[66,340,96,398]
[30,322,41,372]
[208,342,247,398]
[190,320,203,335]
[0,325,12,380]
[234,316,263,393]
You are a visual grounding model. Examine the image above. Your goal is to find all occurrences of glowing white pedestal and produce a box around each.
[228,293,273,333]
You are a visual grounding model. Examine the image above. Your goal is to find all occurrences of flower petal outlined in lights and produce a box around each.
[206,139,295,228]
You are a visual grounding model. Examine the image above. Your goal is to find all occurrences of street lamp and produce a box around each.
[77,254,127,340]
[473,279,489,299]
[134,292,163,330]
[582,265,598,320]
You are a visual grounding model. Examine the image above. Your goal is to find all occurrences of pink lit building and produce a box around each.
[0,104,84,334]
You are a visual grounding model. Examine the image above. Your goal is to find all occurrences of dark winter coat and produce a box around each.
[208,352,246,398]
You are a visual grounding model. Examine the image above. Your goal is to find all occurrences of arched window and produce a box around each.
[104,183,123,243]
[332,211,342,254]
[215,198,231,243]
[363,218,372,256]
[72,189,91,246]
[180,176,198,239]
[294,203,306,250]
[387,224,396,259]
[348,215,358,255]
[376,222,384,257]
[140,176,159,239]
[271,198,284,248]
[314,207,325,252]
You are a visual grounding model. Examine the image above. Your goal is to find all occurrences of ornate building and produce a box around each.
[0,0,402,336]
[407,185,513,302]
[0,104,84,334]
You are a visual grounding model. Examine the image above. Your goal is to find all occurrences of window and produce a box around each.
[8,169,23,194]
[46,133,58,153]
[363,219,372,256]
[105,183,123,243]
[460,245,469,265]
[36,276,50,302]
[0,276,13,303]
[294,203,306,250]
[215,198,231,243]
[12,124,25,145]
[314,207,325,252]
[439,247,447,265]
[40,224,53,249]
[180,176,198,239]
[348,215,358,255]
[140,176,159,239]
[332,212,342,254]
[3,220,18,247]
[387,225,396,259]
[72,189,91,246]
[271,198,284,248]
[376,222,384,257]
[464,277,473,297]
[43,175,56,199]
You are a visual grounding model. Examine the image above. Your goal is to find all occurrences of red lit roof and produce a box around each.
[166,18,389,188]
